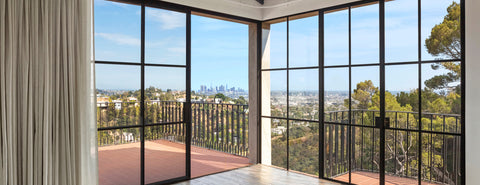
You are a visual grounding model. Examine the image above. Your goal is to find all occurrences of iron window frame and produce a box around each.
[260,0,465,184]
[94,0,259,185]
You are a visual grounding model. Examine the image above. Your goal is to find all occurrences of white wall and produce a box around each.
[261,0,359,20]
[260,27,272,165]
[466,0,479,184]
[164,0,359,21]
[162,0,262,20]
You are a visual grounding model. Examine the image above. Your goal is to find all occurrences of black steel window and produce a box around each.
[260,0,465,184]
[95,1,259,184]
[94,0,465,184]
[95,1,190,184]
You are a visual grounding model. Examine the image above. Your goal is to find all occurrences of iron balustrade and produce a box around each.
[96,101,249,157]
[96,101,460,184]
[324,109,461,185]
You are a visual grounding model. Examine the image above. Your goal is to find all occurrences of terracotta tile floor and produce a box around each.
[98,140,250,185]
[334,171,442,185]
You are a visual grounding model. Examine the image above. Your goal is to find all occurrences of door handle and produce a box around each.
[375,117,390,129]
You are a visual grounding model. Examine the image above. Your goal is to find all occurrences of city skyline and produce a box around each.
[95,83,246,92]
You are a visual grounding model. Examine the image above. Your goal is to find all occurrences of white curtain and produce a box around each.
[0,0,97,185]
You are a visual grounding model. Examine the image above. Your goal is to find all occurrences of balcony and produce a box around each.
[97,100,460,185]
[322,110,461,185]
[97,101,250,185]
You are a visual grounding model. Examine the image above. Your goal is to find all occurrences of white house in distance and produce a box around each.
[272,126,286,135]
[127,97,137,102]
[123,132,134,143]
[112,100,122,110]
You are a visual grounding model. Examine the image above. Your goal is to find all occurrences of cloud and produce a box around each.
[167,47,186,54]
[95,33,140,46]
[146,9,185,30]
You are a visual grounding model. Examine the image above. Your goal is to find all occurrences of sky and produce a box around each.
[94,0,248,91]
[94,0,460,92]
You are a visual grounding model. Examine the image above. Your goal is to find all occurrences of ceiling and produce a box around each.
[221,0,307,8]
[161,0,361,21]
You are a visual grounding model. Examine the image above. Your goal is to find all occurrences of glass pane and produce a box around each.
[145,67,186,125]
[262,71,287,118]
[422,134,461,185]
[144,66,186,183]
[351,66,380,127]
[421,62,461,133]
[324,9,349,66]
[351,3,379,65]
[289,69,319,121]
[266,21,287,69]
[351,66,380,184]
[191,14,249,101]
[269,118,288,169]
[324,68,349,124]
[98,128,141,185]
[324,123,349,182]
[385,65,420,184]
[385,64,419,130]
[385,0,418,63]
[96,64,140,128]
[289,121,319,176]
[324,67,349,182]
[289,14,319,68]
[420,61,461,185]
[352,127,380,185]
[191,103,250,177]
[145,8,186,65]
[422,0,461,61]
[145,124,186,183]
[191,14,251,177]
[95,0,140,63]
[385,130,419,184]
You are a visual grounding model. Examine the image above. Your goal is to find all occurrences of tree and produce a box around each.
[159,92,174,101]
[424,70,459,92]
[214,93,231,102]
[234,96,247,105]
[425,2,461,90]
[425,2,460,59]
[397,90,419,111]
[353,82,418,175]
[214,93,226,100]
[107,102,116,123]
[349,80,378,109]
[429,98,451,114]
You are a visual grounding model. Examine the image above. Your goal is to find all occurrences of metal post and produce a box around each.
[319,10,325,178]
[140,2,145,184]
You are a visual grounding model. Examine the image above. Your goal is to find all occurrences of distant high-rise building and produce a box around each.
[219,85,225,92]
[200,85,207,93]
[197,84,248,95]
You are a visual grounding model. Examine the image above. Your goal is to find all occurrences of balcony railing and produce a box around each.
[324,109,461,185]
[97,101,460,184]
[96,101,249,157]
